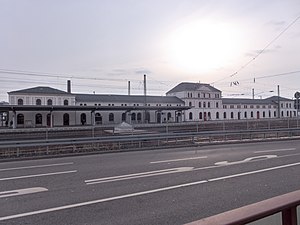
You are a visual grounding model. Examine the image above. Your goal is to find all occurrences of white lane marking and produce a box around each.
[85,167,193,185]
[0,162,74,172]
[208,162,300,182]
[150,156,207,164]
[0,187,48,199]
[1,161,300,221]
[254,148,296,153]
[0,180,209,221]
[0,170,77,181]
[214,155,277,166]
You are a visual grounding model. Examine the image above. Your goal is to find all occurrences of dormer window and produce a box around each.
[36,99,42,105]
[64,100,69,106]
[17,99,23,105]
[47,99,53,106]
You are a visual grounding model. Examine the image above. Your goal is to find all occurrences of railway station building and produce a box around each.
[0,81,297,128]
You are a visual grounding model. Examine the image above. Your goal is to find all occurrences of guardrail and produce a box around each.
[1,127,300,158]
[185,190,300,225]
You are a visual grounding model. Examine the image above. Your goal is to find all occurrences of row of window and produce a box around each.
[188,110,295,120]
[15,111,174,126]
[79,103,181,107]
[189,101,220,108]
[187,92,220,99]
[17,98,69,106]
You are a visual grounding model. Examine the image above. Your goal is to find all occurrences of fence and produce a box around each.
[1,127,300,158]
[185,190,300,225]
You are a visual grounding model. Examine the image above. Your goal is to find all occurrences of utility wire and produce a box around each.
[212,14,300,85]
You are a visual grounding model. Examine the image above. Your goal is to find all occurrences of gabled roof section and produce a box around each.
[222,96,294,105]
[166,82,221,94]
[8,86,71,95]
[75,94,184,104]
[264,96,293,102]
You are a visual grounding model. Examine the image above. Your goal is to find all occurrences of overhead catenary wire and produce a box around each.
[211,14,300,85]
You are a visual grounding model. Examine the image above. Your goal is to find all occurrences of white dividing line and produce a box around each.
[0,180,208,221]
[1,162,300,221]
[150,156,207,164]
[85,167,193,185]
[254,148,296,153]
[214,155,277,166]
[208,162,300,182]
[0,187,48,199]
[0,170,77,181]
[0,162,74,172]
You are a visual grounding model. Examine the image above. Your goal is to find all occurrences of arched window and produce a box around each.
[121,113,126,121]
[145,112,150,123]
[223,112,227,119]
[189,102,192,107]
[47,99,53,105]
[251,111,254,118]
[137,113,142,121]
[109,113,114,122]
[189,112,193,120]
[17,114,24,125]
[95,113,102,124]
[17,99,23,105]
[131,113,136,121]
[36,99,42,105]
[63,113,69,126]
[208,102,211,108]
[64,99,69,106]
[167,112,172,121]
[263,111,266,118]
[199,112,203,120]
[216,112,219,119]
[203,102,206,108]
[80,113,86,125]
[199,102,202,108]
[35,113,43,125]
[47,113,51,127]
[216,102,219,108]
[157,112,161,123]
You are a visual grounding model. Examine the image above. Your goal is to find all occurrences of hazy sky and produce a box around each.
[1,0,300,101]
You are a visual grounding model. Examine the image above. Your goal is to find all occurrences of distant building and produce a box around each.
[166,82,296,121]
[0,81,297,128]
[4,82,185,128]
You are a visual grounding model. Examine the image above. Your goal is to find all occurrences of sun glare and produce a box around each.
[166,20,242,74]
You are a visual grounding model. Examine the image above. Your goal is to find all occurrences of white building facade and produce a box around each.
[166,82,296,122]
[2,81,297,128]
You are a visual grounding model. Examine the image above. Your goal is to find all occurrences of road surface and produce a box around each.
[0,140,300,225]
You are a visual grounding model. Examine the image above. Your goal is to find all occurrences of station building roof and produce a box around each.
[8,87,71,95]
[166,82,221,94]
[222,96,293,105]
[75,94,184,104]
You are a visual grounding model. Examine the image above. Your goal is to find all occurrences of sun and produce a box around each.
[166,20,242,74]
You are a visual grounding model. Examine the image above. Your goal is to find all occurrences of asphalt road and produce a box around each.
[0,140,300,225]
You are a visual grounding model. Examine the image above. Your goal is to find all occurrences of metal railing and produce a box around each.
[1,127,300,158]
[185,190,300,225]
